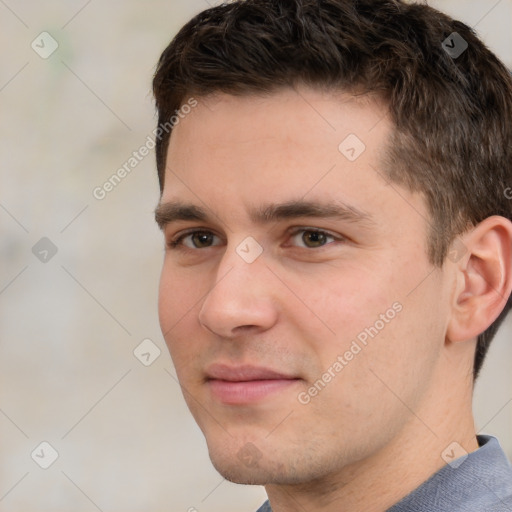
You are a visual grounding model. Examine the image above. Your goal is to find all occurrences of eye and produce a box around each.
[289,229,340,248]
[169,230,222,250]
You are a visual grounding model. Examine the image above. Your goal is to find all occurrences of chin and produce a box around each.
[207,441,314,486]
[213,462,271,485]
[206,442,272,485]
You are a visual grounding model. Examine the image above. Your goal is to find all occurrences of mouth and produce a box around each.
[205,364,302,405]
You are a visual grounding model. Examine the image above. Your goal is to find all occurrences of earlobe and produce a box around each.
[446,216,512,343]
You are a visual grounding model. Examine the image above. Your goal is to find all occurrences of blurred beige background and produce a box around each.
[0,1,511,511]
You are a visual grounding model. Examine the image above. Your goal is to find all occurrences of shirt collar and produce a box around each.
[388,435,512,511]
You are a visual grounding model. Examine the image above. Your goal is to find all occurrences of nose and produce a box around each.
[198,245,279,339]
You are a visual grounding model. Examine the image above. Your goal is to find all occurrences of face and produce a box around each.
[157,87,452,485]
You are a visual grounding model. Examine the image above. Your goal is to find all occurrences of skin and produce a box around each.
[156,87,512,512]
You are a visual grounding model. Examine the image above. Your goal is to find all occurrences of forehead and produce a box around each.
[168,87,389,157]
[161,87,426,235]
[165,88,389,187]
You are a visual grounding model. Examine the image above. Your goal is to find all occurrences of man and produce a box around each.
[152,1,512,510]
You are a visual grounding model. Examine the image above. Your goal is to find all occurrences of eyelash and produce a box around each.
[167,227,344,251]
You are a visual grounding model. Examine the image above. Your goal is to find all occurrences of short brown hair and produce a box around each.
[153,0,512,379]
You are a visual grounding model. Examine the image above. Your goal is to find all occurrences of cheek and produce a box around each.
[158,269,178,335]
[158,264,203,355]
[293,261,399,348]
[158,260,205,327]
[344,272,447,408]
[297,252,440,380]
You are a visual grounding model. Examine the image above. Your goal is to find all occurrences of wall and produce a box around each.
[0,1,511,511]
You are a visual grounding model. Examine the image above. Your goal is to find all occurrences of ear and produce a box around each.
[446,216,512,343]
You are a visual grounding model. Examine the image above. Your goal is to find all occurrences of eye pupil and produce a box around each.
[193,232,214,247]
[303,231,327,247]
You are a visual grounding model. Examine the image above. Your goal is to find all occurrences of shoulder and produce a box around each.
[255,501,272,512]
[483,497,512,512]
[390,435,512,512]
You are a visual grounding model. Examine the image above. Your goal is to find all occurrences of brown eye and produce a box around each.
[302,231,329,248]
[170,230,222,249]
[290,229,338,248]
[190,232,216,248]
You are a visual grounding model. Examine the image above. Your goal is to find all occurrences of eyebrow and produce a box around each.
[154,199,375,230]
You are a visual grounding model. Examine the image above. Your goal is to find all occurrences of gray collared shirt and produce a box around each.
[256,435,512,511]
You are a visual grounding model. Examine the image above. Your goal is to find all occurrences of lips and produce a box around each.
[206,364,296,382]
[205,364,301,404]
